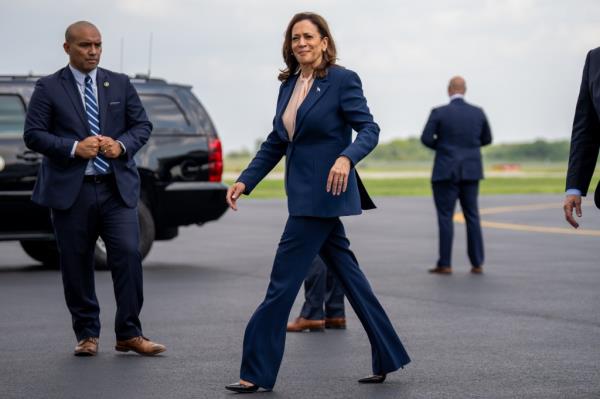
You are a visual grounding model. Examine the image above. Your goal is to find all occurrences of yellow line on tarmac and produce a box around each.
[453,203,600,236]
[478,203,557,215]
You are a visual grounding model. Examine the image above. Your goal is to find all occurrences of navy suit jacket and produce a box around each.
[566,47,600,208]
[24,66,152,210]
[421,98,492,182]
[237,66,378,217]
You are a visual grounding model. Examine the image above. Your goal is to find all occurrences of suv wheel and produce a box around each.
[19,240,59,267]
[20,201,155,270]
[94,201,155,270]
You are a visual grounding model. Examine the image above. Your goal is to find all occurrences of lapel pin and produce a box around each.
[316,86,321,92]
[103,81,110,88]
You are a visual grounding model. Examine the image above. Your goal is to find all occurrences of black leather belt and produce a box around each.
[83,174,114,183]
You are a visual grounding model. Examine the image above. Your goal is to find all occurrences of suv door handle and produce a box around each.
[17,150,42,163]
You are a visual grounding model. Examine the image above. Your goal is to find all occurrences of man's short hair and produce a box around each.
[65,21,99,42]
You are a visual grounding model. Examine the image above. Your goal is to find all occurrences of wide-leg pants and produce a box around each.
[240,216,410,390]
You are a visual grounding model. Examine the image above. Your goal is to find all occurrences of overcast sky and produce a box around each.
[2,0,599,152]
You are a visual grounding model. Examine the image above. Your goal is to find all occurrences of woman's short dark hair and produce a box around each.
[278,12,338,82]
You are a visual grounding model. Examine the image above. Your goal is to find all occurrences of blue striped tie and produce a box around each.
[84,75,110,174]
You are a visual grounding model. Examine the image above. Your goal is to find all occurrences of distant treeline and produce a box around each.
[370,137,571,162]
[482,139,570,162]
[227,138,572,163]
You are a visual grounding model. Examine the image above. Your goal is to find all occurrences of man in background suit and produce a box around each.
[24,21,165,356]
[421,76,492,275]
[286,256,346,332]
[564,47,600,227]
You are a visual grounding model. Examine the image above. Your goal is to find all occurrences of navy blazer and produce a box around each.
[566,47,600,207]
[24,66,152,210]
[237,66,378,217]
[421,98,492,182]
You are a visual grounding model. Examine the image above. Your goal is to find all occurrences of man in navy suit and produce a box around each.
[564,48,600,227]
[421,76,492,275]
[24,21,165,356]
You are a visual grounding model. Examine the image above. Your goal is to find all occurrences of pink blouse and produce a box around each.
[282,73,314,141]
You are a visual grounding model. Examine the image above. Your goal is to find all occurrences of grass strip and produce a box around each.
[223,176,598,199]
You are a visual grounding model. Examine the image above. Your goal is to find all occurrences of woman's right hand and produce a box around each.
[226,182,246,211]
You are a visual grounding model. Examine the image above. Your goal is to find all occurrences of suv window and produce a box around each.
[139,94,191,133]
[178,89,215,136]
[0,94,26,137]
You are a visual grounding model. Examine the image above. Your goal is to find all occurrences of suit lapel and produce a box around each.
[277,75,298,116]
[294,76,330,139]
[96,68,109,135]
[60,67,88,135]
[275,75,298,141]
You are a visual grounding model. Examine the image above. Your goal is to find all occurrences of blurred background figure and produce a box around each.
[421,76,492,275]
[564,47,600,227]
[287,256,346,332]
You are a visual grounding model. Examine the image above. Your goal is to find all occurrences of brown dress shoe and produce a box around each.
[471,266,484,274]
[325,317,346,329]
[428,267,452,275]
[74,337,99,357]
[286,317,325,332]
[115,336,166,356]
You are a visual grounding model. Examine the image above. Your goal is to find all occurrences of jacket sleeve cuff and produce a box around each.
[566,188,583,196]
[70,141,78,158]
[339,150,358,168]
[236,176,255,195]
[116,140,127,154]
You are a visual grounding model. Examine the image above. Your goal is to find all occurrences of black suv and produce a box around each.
[0,74,228,268]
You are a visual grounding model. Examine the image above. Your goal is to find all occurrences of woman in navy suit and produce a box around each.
[225,12,410,393]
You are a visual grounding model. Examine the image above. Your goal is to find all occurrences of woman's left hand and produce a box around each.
[327,156,351,196]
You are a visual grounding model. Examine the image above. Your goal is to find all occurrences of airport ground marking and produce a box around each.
[453,203,600,236]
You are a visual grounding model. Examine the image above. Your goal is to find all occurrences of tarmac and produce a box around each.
[0,194,598,399]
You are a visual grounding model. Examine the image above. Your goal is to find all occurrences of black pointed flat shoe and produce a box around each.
[225,382,259,393]
[358,374,387,384]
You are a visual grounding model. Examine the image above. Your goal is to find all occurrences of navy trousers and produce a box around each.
[299,256,345,320]
[240,216,410,390]
[50,177,143,341]
[432,180,484,267]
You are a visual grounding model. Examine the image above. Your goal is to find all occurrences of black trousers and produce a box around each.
[51,177,143,341]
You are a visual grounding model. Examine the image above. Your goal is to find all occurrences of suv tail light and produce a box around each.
[208,138,223,182]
